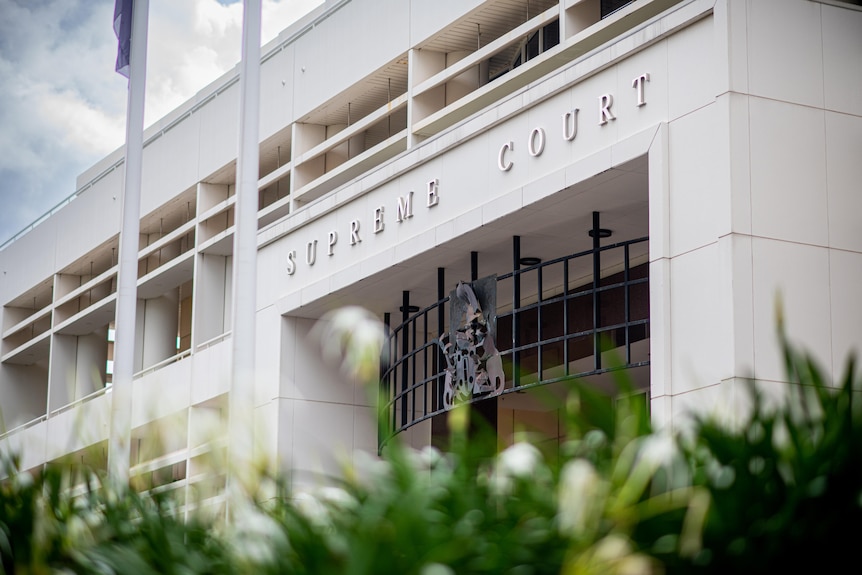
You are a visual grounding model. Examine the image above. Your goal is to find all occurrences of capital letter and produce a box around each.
[396,191,414,222]
[498,141,514,172]
[350,220,361,245]
[632,73,650,107]
[286,250,297,275]
[327,231,338,256]
[562,108,579,141]
[527,127,545,157]
[374,206,385,234]
[426,179,439,207]
[598,94,615,125]
[306,240,318,265]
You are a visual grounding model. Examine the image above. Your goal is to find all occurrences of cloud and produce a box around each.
[0,0,322,245]
[144,0,324,133]
[0,0,123,243]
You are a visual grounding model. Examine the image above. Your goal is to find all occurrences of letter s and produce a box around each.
[286,250,297,275]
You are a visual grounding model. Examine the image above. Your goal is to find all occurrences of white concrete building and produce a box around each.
[1,0,860,512]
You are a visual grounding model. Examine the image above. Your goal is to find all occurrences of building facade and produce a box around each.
[1,0,860,512]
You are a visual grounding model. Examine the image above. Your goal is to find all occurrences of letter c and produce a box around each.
[498,141,514,172]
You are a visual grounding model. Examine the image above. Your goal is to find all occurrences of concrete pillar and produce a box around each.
[75,327,108,399]
[408,48,446,142]
[193,253,228,346]
[445,50,489,106]
[141,289,179,369]
[291,122,326,195]
[563,0,600,38]
[277,315,378,489]
[145,232,181,273]
[324,124,366,171]
[48,333,76,411]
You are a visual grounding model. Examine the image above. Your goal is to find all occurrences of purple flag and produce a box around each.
[114,0,133,77]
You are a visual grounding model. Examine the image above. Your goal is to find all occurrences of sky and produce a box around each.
[0,0,323,246]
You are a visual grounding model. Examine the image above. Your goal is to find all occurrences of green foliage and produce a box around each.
[0,458,231,575]
[655,328,862,574]
[1,327,860,574]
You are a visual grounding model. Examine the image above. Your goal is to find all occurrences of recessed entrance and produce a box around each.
[362,155,651,451]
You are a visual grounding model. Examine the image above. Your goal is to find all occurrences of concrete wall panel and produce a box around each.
[292,0,410,119]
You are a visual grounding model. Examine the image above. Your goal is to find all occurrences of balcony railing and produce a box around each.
[380,235,649,449]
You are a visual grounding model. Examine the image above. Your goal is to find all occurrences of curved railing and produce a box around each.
[379,236,650,449]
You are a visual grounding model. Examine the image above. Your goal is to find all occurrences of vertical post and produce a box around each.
[563,254,569,373]
[592,211,602,370]
[537,257,543,380]
[400,291,410,429]
[380,312,391,452]
[512,236,521,388]
[109,0,149,485]
[228,0,261,500]
[421,311,428,419]
[431,268,448,449]
[411,313,417,420]
[471,251,479,282]
[624,244,631,365]
[436,267,445,410]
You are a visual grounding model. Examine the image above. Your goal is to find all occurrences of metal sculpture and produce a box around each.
[441,278,505,409]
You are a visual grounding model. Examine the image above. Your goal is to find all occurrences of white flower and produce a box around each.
[591,535,654,575]
[489,442,544,494]
[498,442,541,477]
[227,504,287,566]
[421,563,455,575]
[349,450,393,492]
[558,459,606,537]
[418,445,445,469]
[13,470,33,490]
[314,306,386,385]
[292,485,358,530]
[316,485,357,511]
[638,432,677,469]
[293,491,329,527]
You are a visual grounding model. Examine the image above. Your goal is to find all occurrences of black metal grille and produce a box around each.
[602,0,636,18]
[379,236,649,450]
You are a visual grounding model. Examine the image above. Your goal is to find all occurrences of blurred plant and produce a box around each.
[313,306,387,387]
[556,371,704,575]
[0,307,860,574]
[0,452,231,575]
[653,318,862,574]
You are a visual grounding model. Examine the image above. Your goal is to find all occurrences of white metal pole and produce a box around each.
[228,0,261,498]
[109,0,149,484]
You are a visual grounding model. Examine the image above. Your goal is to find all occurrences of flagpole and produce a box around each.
[228,0,261,502]
[109,0,148,485]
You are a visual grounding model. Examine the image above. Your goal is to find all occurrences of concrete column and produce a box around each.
[223,255,234,333]
[145,231,181,273]
[48,333,76,411]
[75,327,108,399]
[324,124,366,171]
[408,48,446,139]
[445,50,488,106]
[141,289,179,369]
[291,123,326,196]
[563,0,600,38]
[133,299,146,372]
[278,315,378,489]
[193,253,229,346]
